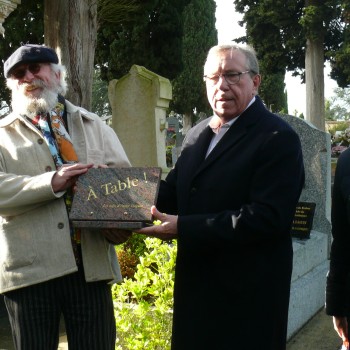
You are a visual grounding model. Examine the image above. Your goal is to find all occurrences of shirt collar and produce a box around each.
[208,96,256,133]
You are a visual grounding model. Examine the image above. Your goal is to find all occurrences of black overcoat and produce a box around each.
[326,147,350,319]
[157,97,305,350]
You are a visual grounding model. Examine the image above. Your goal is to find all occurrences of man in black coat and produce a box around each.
[326,147,350,347]
[138,44,305,350]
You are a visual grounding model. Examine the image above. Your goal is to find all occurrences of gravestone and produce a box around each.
[278,114,331,339]
[166,115,179,144]
[166,115,185,167]
[108,65,171,175]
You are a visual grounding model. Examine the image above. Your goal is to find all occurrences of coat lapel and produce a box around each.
[182,124,214,178]
[193,98,264,178]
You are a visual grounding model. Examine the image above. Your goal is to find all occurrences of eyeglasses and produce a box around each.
[203,70,251,85]
[11,63,42,80]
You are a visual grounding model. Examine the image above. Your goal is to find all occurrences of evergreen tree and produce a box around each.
[171,0,217,122]
[329,0,350,87]
[95,0,191,81]
[0,0,142,111]
[234,1,302,113]
[234,0,342,126]
[0,1,44,109]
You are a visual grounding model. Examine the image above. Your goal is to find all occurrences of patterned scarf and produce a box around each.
[32,101,78,167]
[30,100,82,263]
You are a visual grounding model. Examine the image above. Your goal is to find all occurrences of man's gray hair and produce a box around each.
[204,44,259,77]
[50,63,68,96]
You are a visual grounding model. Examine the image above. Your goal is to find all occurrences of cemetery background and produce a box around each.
[0,64,339,349]
[0,1,346,349]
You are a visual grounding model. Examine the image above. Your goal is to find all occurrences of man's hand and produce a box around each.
[52,163,93,192]
[333,316,349,342]
[100,229,132,245]
[136,205,178,240]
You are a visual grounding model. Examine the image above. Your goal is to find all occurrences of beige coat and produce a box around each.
[0,100,131,293]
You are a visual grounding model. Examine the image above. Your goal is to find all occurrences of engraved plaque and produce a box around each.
[69,167,161,229]
[291,202,316,239]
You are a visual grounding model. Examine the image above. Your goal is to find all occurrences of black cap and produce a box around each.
[4,44,59,78]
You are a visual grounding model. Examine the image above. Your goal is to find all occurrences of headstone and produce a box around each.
[167,115,180,141]
[108,65,172,175]
[0,0,21,35]
[278,114,331,339]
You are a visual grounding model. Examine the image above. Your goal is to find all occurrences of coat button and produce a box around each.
[38,139,44,144]
[58,223,64,229]
[45,166,52,172]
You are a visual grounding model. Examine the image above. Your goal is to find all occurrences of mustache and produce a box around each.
[21,79,47,92]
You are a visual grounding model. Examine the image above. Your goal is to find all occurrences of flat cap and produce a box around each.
[4,44,59,78]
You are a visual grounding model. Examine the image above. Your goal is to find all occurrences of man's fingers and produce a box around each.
[52,163,93,192]
[151,206,167,222]
[58,163,93,178]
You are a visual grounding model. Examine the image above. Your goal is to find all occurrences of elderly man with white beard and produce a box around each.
[0,44,131,350]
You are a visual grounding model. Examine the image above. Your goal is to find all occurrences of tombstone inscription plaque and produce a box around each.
[291,202,316,239]
[70,167,162,229]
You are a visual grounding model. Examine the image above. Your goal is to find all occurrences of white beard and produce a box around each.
[9,79,60,118]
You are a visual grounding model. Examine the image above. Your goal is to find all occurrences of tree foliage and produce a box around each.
[91,69,112,117]
[171,0,217,119]
[0,0,216,118]
[235,0,342,74]
[97,0,140,24]
[0,1,44,109]
[329,1,350,87]
[234,0,343,112]
[95,0,191,81]
[326,87,350,120]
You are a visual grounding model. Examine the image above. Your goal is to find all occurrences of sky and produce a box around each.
[214,0,338,116]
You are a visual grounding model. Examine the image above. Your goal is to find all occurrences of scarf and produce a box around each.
[30,100,82,262]
[32,101,78,167]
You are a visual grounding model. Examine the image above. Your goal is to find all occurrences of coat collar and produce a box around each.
[0,99,96,128]
[65,99,96,121]
[191,96,265,178]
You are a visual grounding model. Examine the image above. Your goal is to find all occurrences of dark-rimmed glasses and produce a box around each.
[11,63,43,80]
[203,70,251,86]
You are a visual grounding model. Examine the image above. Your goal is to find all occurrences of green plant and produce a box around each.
[328,121,350,136]
[116,233,148,279]
[113,237,177,350]
[166,145,175,168]
[117,248,139,280]
[121,233,148,257]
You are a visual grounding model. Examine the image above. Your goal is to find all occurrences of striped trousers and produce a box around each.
[3,268,116,350]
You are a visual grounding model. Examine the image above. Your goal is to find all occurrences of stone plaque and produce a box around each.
[291,202,316,239]
[70,167,162,229]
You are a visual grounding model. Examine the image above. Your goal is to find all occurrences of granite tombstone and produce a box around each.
[278,114,331,340]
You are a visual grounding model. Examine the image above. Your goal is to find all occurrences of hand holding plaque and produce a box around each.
[100,228,133,245]
[135,205,178,241]
[69,167,162,231]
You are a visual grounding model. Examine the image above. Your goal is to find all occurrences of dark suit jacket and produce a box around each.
[157,96,305,350]
[326,147,350,318]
